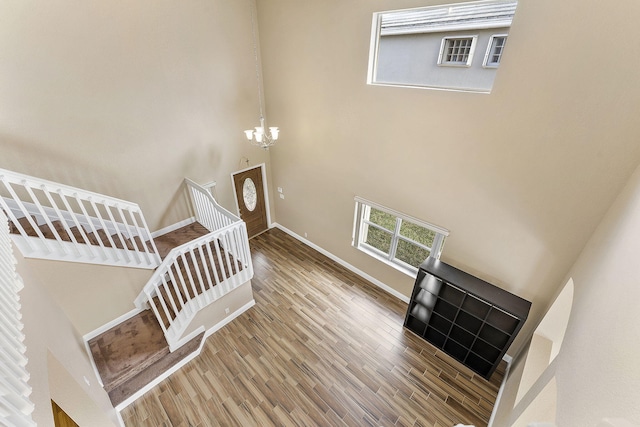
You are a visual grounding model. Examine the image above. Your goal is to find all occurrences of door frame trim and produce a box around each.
[230,163,272,229]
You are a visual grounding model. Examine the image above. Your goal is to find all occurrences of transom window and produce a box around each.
[368,0,517,92]
[484,34,507,67]
[438,36,477,66]
[353,197,448,276]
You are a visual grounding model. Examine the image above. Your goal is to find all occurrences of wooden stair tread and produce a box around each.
[87,309,204,408]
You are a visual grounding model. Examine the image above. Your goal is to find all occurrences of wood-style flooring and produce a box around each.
[52,401,79,427]
[121,228,505,427]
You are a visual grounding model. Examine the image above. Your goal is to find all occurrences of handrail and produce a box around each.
[184,178,238,232]
[135,179,254,351]
[0,168,161,269]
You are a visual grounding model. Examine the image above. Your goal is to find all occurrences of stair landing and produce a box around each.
[88,221,210,407]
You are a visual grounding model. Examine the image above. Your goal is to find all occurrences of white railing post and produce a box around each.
[1,168,160,269]
[74,194,109,261]
[41,187,81,256]
[22,185,68,256]
[135,179,254,351]
[103,202,132,265]
[57,190,97,259]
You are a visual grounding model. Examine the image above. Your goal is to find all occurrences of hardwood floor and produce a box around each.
[121,228,505,427]
[52,400,79,427]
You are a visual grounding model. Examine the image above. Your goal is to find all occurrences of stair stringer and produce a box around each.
[11,234,159,269]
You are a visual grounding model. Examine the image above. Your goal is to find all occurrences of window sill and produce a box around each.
[355,244,418,278]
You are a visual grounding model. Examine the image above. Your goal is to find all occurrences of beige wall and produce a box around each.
[4,0,640,424]
[0,0,275,338]
[0,0,271,422]
[553,157,640,424]
[22,258,153,336]
[258,0,640,354]
[496,160,640,426]
[18,252,118,427]
[0,0,274,231]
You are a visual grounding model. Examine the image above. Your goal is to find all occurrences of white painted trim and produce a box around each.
[353,196,450,236]
[483,33,508,68]
[488,354,513,427]
[10,234,158,269]
[83,308,145,342]
[114,299,255,412]
[437,35,478,67]
[273,223,410,303]
[151,217,195,238]
[204,299,255,340]
[230,163,272,227]
[84,339,105,388]
[367,12,382,85]
[169,326,205,353]
[114,343,202,412]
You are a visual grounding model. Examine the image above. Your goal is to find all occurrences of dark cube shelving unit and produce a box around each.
[404,258,531,380]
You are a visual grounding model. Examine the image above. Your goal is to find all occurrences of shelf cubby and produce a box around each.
[403,258,531,380]
[433,298,458,321]
[429,313,453,335]
[450,325,475,348]
[425,327,447,347]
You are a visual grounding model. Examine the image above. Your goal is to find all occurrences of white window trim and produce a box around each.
[483,34,508,68]
[437,35,478,67]
[352,197,449,277]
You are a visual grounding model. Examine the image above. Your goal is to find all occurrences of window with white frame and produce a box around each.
[368,0,518,93]
[484,34,507,67]
[438,36,478,66]
[352,197,448,276]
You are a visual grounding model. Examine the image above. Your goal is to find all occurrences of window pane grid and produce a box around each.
[445,38,473,63]
[485,35,507,67]
[353,198,448,275]
[363,222,393,256]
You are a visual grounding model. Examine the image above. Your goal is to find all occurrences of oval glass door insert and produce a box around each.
[242,177,257,211]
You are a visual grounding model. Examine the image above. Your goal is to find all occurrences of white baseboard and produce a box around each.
[488,354,514,427]
[83,308,144,342]
[151,217,196,238]
[203,299,255,340]
[114,299,255,412]
[271,223,410,304]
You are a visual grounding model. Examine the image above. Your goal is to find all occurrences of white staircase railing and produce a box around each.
[135,179,253,351]
[0,210,36,426]
[0,168,161,269]
[185,178,236,231]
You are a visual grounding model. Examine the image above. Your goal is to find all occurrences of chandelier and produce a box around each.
[244,117,279,149]
[244,2,279,150]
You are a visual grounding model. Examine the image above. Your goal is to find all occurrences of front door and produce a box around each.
[232,166,268,238]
